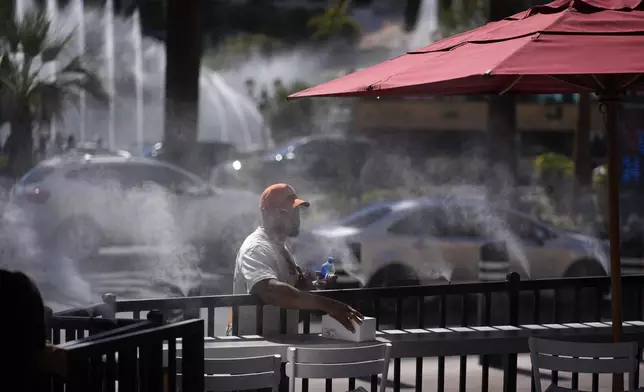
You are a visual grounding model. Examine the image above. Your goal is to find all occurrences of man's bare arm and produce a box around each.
[251,278,331,311]
[250,278,363,331]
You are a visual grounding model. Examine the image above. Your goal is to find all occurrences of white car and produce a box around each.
[5,154,259,274]
[293,197,618,287]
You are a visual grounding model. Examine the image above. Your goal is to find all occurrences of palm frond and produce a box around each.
[41,33,74,64]
[56,57,108,102]
[0,3,17,47]
[2,18,22,53]
[15,11,51,59]
[1,15,106,127]
[29,81,67,124]
[0,53,23,96]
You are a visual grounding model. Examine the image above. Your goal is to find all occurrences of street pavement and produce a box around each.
[299,355,640,392]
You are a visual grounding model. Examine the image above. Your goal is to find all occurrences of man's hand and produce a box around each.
[322,300,364,333]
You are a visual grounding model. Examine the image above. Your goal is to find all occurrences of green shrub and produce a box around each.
[592,164,607,191]
[592,164,608,229]
[534,153,574,185]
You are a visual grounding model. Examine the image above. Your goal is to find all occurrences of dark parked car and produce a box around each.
[211,135,375,194]
[145,141,238,180]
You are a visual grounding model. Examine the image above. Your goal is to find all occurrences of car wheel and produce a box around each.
[52,217,104,261]
[560,259,608,322]
[565,260,606,278]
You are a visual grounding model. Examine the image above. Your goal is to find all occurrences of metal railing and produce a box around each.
[48,319,204,392]
[45,294,159,345]
[59,273,644,392]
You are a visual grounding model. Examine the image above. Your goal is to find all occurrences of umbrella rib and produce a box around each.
[620,74,643,91]
[499,75,523,95]
[592,75,606,90]
[546,75,597,91]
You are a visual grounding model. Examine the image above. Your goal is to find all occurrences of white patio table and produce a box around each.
[162,320,644,364]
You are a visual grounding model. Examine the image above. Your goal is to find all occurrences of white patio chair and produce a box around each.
[177,354,282,392]
[286,343,392,392]
[529,337,639,392]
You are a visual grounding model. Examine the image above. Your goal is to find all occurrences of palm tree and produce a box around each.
[163,0,201,172]
[307,0,361,43]
[404,0,422,32]
[0,9,105,178]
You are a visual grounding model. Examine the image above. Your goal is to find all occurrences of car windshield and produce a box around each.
[19,165,55,186]
[264,138,308,158]
[338,206,392,229]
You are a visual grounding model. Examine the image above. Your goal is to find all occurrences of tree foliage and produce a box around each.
[307,0,361,43]
[0,7,105,177]
[204,34,287,69]
[437,0,487,37]
[254,80,318,145]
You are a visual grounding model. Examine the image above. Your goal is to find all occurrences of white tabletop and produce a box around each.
[162,321,644,363]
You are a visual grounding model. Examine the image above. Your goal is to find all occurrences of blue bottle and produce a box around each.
[319,257,336,279]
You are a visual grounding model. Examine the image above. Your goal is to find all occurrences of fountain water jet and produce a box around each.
[46,0,58,143]
[203,75,230,143]
[131,10,144,153]
[408,0,438,49]
[72,0,86,142]
[210,73,252,147]
[14,0,27,22]
[103,0,116,150]
[11,0,327,153]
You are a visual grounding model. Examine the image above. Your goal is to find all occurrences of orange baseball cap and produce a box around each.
[260,184,310,211]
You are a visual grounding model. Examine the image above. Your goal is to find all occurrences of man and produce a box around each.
[230,183,363,336]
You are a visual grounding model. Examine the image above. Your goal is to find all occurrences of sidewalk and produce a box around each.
[300,355,639,392]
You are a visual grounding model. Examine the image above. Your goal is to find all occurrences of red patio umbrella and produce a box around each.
[291,0,644,349]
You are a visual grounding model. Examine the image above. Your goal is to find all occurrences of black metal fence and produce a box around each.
[58,273,644,392]
[46,318,204,392]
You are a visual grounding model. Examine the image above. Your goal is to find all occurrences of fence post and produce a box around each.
[478,241,509,369]
[183,301,201,321]
[44,306,53,327]
[65,353,91,392]
[101,293,117,320]
[44,306,54,345]
[147,309,164,325]
[141,311,165,392]
[181,320,205,392]
[503,272,520,392]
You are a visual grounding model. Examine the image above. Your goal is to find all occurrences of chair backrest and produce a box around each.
[529,337,638,392]
[286,343,392,392]
[177,354,282,392]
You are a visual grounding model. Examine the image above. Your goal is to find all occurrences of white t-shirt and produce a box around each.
[232,227,300,336]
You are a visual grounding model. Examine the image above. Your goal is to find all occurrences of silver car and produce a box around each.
[6,154,259,274]
[294,196,620,288]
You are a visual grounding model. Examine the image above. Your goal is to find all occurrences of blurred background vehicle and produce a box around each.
[6,153,259,279]
[70,141,133,158]
[211,134,376,194]
[293,196,612,289]
[143,141,239,180]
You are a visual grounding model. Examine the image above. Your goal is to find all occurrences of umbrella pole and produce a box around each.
[603,92,624,392]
